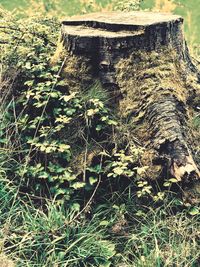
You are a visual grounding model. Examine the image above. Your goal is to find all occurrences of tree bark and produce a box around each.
[61,11,200,183]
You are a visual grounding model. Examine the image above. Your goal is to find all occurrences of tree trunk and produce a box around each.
[61,11,200,184]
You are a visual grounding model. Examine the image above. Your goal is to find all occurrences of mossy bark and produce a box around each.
[115,48,200,182]
[61,11,200,184]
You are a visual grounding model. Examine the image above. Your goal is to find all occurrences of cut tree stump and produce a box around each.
[61,11,200,184]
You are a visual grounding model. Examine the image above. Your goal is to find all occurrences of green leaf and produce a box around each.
[24,80,34,86]
[71,203,80,212]
[71,182,86,189]
[58,251,65,260]
[62,92,77,102]
[188,207,199,216]
[89,176,98,185]
[38,172,49,179]
[45,146,53,153]
[96,124,103,131]
[99,220,109,226]
[169,178,178,183]
[65,108,76,116]
[163,182,171,187]
[50,92,59,98]
[55,188,68,195]
[100,261,111,267]
[101,116,108,121]
[99,240,116,258]
[113,167,124,176]
[112,205,119,210]
[57,80,67,86]
[58,144,70,152]
[62,171,76,181]
[25,62,31,69]
[107,119,118,126]
[87,109,97,116]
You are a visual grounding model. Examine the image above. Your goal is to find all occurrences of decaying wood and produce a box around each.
[61,11,200,183]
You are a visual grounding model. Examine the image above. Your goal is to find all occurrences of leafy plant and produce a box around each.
[0,9,119,202]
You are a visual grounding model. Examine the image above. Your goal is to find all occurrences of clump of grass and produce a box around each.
[120,207,200,266]
[0,177,116,266]
[93,191,200,267]
[0,164,199,266]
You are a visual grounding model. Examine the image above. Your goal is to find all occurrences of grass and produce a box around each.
[0,176,199,266]
[0,178,114,266]
[121,208,200,266]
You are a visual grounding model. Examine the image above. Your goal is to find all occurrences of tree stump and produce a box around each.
[61,11,200,185]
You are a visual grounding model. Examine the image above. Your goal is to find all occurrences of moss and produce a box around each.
[114,46,200,180]
[61,52,93,92]
[115,48,189,119]
[51,41,94,93]
[114,47,200,140]
[70,144,102,175]
[50,40,65,66]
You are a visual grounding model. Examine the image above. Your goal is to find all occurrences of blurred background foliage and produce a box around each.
[0,0,199,52]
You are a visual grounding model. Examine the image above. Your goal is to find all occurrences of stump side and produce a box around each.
[61,11,184,56]
[61,11,187,85]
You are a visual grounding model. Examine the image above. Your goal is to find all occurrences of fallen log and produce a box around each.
[61,11,200,183]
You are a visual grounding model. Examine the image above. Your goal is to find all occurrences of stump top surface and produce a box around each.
[61,11,183,51]
[62,11,182,28]
[62,24,144,38]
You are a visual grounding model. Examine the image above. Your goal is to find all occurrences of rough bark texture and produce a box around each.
[61,11,200,183]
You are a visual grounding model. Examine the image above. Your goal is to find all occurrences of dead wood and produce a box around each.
[61,11,200,183]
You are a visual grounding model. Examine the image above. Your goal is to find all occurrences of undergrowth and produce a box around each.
[0,177,199,266]
[0,3,199,267]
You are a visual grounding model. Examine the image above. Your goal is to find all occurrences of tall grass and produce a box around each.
[0,179,199,266]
